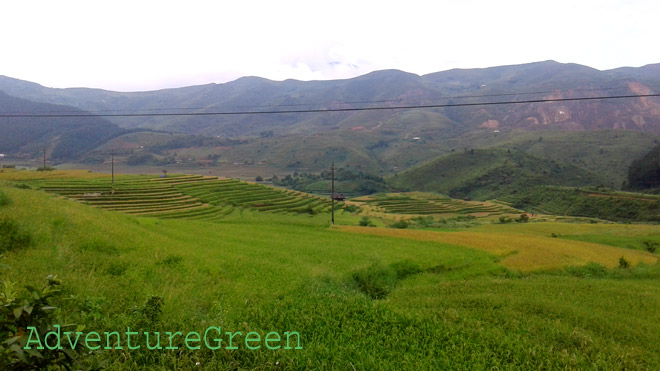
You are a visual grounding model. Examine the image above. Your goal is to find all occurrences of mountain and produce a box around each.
[386,148,604,200]
[0,91,125,160]
[1,61,660,137]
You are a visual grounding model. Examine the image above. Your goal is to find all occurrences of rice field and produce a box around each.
[351,192,521,217]
[3,170,660,369]
[31,173,336,221]
[337,225,659,271]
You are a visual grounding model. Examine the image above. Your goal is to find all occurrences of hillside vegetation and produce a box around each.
[628,143,660,191]
[387,148,603,200]
[3,61,660,136]
[504,186,660,222]
[0,91,125,160]
[2,170,660,369]
[452,130,660,188]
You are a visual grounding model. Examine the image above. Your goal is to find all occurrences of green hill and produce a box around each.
[0,91,125,161]
[450,130,660,189]
[503,186,660,222]
[387,148,604,200]
[628,143,660,191]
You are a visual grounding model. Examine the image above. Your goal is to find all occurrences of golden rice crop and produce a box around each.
[337,225,659,271]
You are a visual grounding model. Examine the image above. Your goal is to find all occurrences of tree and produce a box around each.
[255,175,263,182]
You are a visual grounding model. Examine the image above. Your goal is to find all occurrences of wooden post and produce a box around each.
[111,150,115,191]
[331,162,335,225]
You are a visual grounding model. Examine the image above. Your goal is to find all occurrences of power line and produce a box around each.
[1,93,659,118]
[1,84,657,116]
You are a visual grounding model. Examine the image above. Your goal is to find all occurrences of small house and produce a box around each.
[331,192,346,201]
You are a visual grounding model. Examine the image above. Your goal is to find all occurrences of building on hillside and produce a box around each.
[332,192,346,201]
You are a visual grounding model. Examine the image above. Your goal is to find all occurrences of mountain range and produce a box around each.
[2,60,660,137]
[1,60,659,193]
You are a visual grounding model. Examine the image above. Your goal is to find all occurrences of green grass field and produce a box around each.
[2,170,660,369]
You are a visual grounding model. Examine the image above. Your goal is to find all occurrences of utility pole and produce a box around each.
[42,148,46,169]
[111,150,115,191]
[331,162,335,225]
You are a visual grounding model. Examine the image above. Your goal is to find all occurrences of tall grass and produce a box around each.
[2,177,660,369]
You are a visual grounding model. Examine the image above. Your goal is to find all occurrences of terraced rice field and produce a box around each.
[35,174,335,221]
[352,192,521,216]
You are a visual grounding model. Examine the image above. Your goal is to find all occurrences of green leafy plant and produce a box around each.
[0,275,92,369]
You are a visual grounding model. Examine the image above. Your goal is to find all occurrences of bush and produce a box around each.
[642,240,659,253]
[390,260,422,279]
[359,216,375,227]
[0,190,10,207]
[351,260,423,299]
[411,216,434,227]
[351,264,397,299]
[0,218,31,253]
[0,276,96,369]
[499,216,513,224]
[390,219,410,229]
[344,204,360,213]
[619,256,630,269]
[516,213,530,223]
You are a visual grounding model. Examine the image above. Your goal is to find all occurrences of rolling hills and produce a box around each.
[387,148,604,200]
[0,91,126,160]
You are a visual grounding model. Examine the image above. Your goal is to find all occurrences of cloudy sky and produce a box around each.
[1,0,659,91]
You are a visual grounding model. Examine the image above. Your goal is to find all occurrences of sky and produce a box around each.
[1,0,659,92]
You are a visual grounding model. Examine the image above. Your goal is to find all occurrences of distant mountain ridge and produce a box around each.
[1,60,660,137]
[0,91,125,160]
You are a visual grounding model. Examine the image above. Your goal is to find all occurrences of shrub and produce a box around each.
[390,219,409,229]
[351,264,397,299]
[619,256,630,269]
[0,190,10,206]
[642,240,659,253]
[351,260,423,299]
[359,216,375,227]
[0,276,96,369]
[499,216,513,224]
[344,204,360,213]
[516,213,530,223]
[411,216,434,227]
[0,218,31,253]
[390,260,422,279]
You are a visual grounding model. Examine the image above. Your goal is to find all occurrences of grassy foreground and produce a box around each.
[2,174,660,369]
